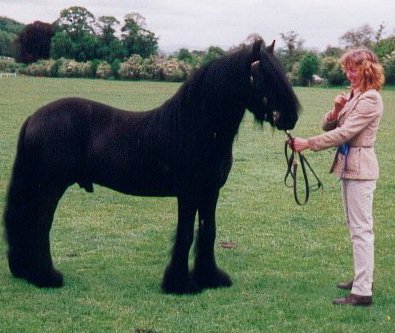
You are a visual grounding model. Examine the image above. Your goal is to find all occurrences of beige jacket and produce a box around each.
[308,89,383,180]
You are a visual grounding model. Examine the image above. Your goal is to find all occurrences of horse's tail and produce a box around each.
[3,117,64,287]
[3,116,35,262]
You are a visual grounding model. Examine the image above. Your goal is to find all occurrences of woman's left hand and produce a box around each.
[290,137,310,152]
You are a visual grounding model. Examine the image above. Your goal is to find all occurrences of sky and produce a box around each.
[1,0,395,52]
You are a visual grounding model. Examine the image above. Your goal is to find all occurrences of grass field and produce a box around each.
[1,77,394,333]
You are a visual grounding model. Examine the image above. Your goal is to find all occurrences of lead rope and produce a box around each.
[284,130,323,205]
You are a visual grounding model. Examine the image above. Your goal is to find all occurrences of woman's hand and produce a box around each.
[334,92,348,110]
[289,137,310,152]
[328,92,348,121]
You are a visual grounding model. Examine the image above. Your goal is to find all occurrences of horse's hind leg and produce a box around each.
[192,190,232,290]
[5,182,67,288]
[161,195,198,294]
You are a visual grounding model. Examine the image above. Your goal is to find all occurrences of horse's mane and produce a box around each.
[155,46,254,140]
[178,46,253,111]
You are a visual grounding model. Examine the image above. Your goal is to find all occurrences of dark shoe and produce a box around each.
[337,280,353,290]
[332,293,372,306]
[336,280,374,291]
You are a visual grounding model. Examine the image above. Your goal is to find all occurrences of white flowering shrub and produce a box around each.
[12,54,197,82]
[58,59,94,78]
[159,58,191,82]
[118,55,143,79]
[19,59,55,77]
[0,57,23,73]
[96,61,113,79]
[139,56,161,80]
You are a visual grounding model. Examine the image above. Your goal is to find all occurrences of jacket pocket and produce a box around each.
[345,147,361,174]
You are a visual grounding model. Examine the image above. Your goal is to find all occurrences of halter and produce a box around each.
[284,130,323,205]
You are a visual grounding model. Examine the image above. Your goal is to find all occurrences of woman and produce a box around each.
[292,49,385,306]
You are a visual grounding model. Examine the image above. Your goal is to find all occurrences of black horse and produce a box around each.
[3,39,299,294]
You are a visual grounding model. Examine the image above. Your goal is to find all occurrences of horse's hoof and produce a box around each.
[32,269,64,288]
[18,269,64,288]
[161,265,201,295]
[192,267,233,290]
[161,280,201,295]
[8,251,64,288]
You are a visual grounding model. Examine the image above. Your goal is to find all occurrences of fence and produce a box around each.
[0,73,17,78]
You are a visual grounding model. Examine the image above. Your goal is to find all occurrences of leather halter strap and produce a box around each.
[284,131,323,205]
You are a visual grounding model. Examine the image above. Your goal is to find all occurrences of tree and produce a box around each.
[280,30,304,53]
[339,24,375,48]
[0,17,24,57]
[121,13,158,58]
[74,33,99,62]
[53,7,99,61]
[50,31,75,59]
[96,15,123,63]
[382,51,395,84]
[96,39,125,63]
[201,46,225,65]
[277,30,305,73]
[373,36,395,58]
[375,22,386,42]
[15,21,53,64]
[177,48,196,65]
[0,31,14,56]
[0,16,24,35]
[298,53,320,86]
[55,6,96,40]
[97,16,120,44]
[322,45,343,58]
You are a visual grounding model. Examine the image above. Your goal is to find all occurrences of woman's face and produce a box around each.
[344,65,361,89]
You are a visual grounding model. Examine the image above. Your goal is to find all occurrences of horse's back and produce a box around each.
[23,97,178,196]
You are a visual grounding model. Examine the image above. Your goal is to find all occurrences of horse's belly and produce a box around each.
[92,164,176,197]
[112,179,176,197]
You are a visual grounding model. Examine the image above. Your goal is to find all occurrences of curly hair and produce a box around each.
[339,49,385,91]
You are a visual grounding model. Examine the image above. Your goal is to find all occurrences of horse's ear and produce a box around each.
[252,38,263,61]
[266,40,275,54]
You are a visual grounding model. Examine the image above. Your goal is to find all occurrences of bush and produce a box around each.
[58,59,94,78]
[320,56,346,86]
[95,61,112,79]
[158,58,191,82]
[19,59,55,77]
[117,55,192,81]
[118,54,143,80]
[0,57,24,73]
[139,56,161,80]
[383,51,395,84]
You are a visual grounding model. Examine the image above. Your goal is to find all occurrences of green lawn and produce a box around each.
[1,77,394,333]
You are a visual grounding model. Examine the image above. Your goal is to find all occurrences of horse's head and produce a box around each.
[247,39,300,130]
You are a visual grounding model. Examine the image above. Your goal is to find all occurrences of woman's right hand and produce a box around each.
[334,92,348,111]
[329,92,348,120]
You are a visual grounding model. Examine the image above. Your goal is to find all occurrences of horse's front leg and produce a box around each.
[161,195,198,294]
[192,189,232,290]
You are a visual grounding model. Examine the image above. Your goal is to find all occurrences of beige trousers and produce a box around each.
[341,179,376,296]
